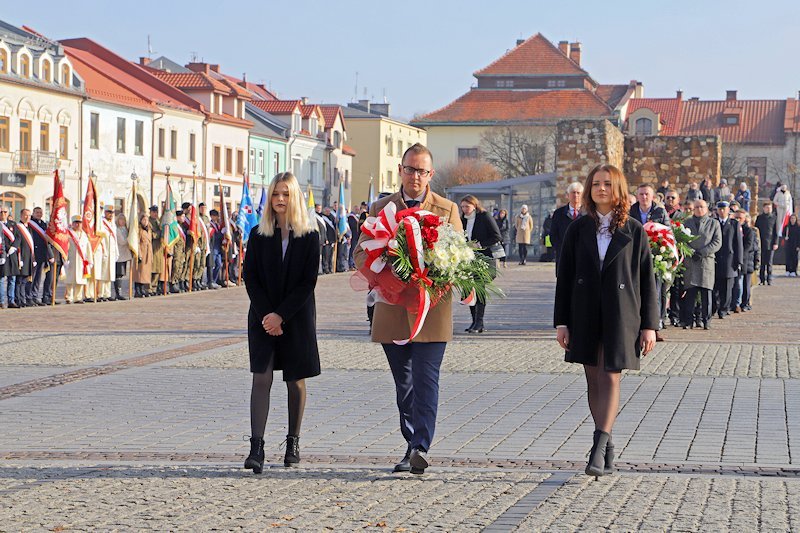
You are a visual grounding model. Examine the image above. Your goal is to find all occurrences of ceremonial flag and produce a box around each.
[188,203,198,238]
[307,184,315,210]
[367,177,375,209]
[219,179,233,242]
[126,180,141,258]
[256,186,267,219]
[46,170,69,259]
[237,176,258,243]
[337,181,348,235]
[782,202,794,237]
[82,177,102,252]
[161,179,181,248]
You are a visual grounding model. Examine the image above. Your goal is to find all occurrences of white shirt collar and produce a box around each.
[401,187,426,203]
[598,211,613,225]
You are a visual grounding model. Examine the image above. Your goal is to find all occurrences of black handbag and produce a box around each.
[489,242,506,259]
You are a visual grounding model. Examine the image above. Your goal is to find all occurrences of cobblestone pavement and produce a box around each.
[1,264,800,530]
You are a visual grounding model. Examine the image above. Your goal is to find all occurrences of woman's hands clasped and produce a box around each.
[262,312,284,336]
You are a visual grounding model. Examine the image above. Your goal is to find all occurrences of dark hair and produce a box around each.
[181,202,191,209]
[581,164,630,230]
[209,209,219,216]
[401,143,434,165]
[459,194,484,212]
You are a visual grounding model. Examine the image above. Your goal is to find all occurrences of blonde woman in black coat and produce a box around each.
[243,172,320,474]
[554,164,658,477]
[461,195,501,333]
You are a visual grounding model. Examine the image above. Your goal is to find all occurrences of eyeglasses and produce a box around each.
[401,165,432,178]
[666,196,676,200]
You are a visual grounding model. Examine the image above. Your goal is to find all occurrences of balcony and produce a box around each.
[13,150,58,174]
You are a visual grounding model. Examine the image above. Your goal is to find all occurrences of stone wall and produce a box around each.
[555,119,624,193]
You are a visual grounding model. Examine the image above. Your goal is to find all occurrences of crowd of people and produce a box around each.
[0,201,246,308]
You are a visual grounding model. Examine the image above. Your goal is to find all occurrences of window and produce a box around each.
[397,140,403,156]
[41,60,51,82]
[747,157,767,183]
[496,79,514,88]
[725,116,739,125]
[189,133,196,162]
[386,137,393,156]
[635,117,653,136]
[116,117,126,153]
[237,149,244,176]
[458,147,479,160]
[309,160,318,183]
[170,130,177,159]
[0,116,8,151]
[225,148,233,175]
[59,126,68,160]
[387,170,393,187]
[0,49,6,74]
[157,128,165,158]
[292,157,301,177]
[20,54,30,78]
[40,122,49,151]
[333,130,342,148]
[61,64,70,87]
[89,113,99,149]
[249,148,255,174]
[258,150,264,175]
[134,120,143,155]
[309,117,317,134]
[212,145,221,173]
[0,191,26,221]
[19,120,31,169]
[274,152,280,175]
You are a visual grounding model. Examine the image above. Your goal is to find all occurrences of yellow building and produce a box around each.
[342,101,426,205]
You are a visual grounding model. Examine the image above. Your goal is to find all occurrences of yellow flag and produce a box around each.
[307,184,315,209]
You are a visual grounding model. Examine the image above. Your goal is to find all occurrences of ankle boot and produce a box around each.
[586,429,610,477]
[244,437,265,474]
[114,280,127,301]
[284,435,300,467]
[604,438,615,475]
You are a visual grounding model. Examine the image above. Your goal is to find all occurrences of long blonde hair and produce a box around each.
[257,172,317,237]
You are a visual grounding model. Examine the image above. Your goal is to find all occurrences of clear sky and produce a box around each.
[4,0,798,120]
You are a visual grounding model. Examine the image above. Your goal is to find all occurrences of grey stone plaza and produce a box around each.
[1,264,799,531]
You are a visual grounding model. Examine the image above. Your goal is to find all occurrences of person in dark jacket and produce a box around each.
[554,164,658,478]
[754,202,779,285]
[13,208,37,307]
[242,172,321,474]
[550,181,584,274]
[735,211,759,311]
[713,201,743,319]
[731,210,755,312]
[460,195,501,333]
[1,208,19,307]
[495,209,510,268]
[784,214,800,276]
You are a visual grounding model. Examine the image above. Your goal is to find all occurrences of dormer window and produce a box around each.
[20,54,30,78]
[724,116,739,125]
[310,117,317,134]
[292,113,301,133]
[0,49,7,74]
[495,79,514,88]
[547,79,566,88]
[722,107,741,126]
[41,60,51,82]
[333,131,342,148]
[61,64,70,87]
[635,117,653,136]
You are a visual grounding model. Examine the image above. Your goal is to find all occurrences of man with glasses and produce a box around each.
[354,143,462,475]
[549,181,583,273]
[681,200,722,329]
[664,190,681,219]
[713,201,743,319]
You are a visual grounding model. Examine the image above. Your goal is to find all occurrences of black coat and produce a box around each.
[31,218,52,263]
[13,222,36,276]
[496,216,510,244]
[2,220,20,277]
[715,218,743,279]
[786,223,800,251]
[550,205,582,262]
[243,227,321,381]
[629,203,670,226]
[755,213,778,250]
[554,216,659,371]
[742,225,758,274]
[462,211,501,257]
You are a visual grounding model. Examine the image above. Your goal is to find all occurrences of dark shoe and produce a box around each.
[409,448,429,475]
[717,312,724,319]
[655,331,665,342]
[393,445,412,473]
[670,318,681,327]
[8,302,18,308]
[244,437,265,474]
[703,320,710,330]
[170,283,180,294]
[604,439,615,475]
[465,322,476,332]
[586,429,610,477]
[74,300,84,304]
[284,435,300,467]
[734,306,741,313]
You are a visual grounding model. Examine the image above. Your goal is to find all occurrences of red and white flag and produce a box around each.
[46,170,69,259]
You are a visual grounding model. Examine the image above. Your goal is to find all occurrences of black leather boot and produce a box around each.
[604,438,615,475]
[586,429,610,477]
[244,437,265,474]
[114,280,127,301]
[170,283,180,294]
[466,306,477,332]
[284,435,300,467]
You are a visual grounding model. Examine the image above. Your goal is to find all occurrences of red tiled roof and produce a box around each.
[207,112,253,129]
[413,89,613,124]
[64,47,158,112]
[474,34,588,77]
[221,74,277,101]
[596,84,631,110]
[219,77,252,100]
[150,71,230,93]
[627,98,684,136]
[300,104,323,121]
[251,100,301,115]
[784,98,800,133]
[319,105,345,131]
[342,144,356,156]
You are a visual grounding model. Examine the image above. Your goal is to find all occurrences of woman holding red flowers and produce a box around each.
[460,195,501,333]
[554,164,659,478]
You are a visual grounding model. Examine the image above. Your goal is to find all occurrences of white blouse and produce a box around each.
[597,211,613,262]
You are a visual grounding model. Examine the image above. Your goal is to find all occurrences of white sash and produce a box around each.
[1,221,13,242]
[16,223,36,268]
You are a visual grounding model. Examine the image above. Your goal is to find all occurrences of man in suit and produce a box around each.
[354,143,462,475]
[320,206,337,274]
[713,201,743,319]
[13,208,37,307]
[681,200,722,329]
[754,202,779,285]
[549,181,583,273]
[630,184,670,338]
[1,207,19,307]
[29,206,54,305]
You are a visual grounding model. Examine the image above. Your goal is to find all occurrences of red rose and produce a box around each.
[421,226,439,246]
[422,214,442,227]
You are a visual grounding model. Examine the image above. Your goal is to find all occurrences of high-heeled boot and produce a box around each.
[466,306,477,332]
[244,437,265,474]
[586,429,610,477]
[604,438,615,475]
[284,435,300,467]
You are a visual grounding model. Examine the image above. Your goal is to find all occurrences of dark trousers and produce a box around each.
[787,247,799,273]
[655,278,667,326]
[382,342,446,452]
[31,262,46,303]
[42,262,56,303]
[742,271,753,307]
[713,276,734,316]
[469,301,486,329]
[211,249,223,284]
[668,280,683,323]
[760,248,774,282]
[16,275,31,304]
[682,286,711,324]
[321,244,334,273]
[518,243,528,263]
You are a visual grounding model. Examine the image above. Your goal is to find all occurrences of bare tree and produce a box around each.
[479,126,556,177]
[430,158,501,195]
[721,144,746,178]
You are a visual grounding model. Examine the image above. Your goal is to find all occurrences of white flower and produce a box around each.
[655,255,663,261]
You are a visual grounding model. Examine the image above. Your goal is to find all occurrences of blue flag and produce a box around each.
[337,181,348,235]
[237,178,258,242]
[256,186,266,219]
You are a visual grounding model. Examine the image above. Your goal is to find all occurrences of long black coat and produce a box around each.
[554,216,659,371]
[715,218,743,279]
[2,220,20,277]
[462,211,501,258]
[755,212,778,250]
[550,205,582,264]
[742,225,757,274]
[243,227,321,381]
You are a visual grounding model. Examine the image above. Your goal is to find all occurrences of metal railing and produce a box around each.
[12,150,58,174]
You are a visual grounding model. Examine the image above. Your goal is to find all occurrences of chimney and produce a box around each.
[370,102,391,117]
[558,40,570,57]
[726,90,737,101]
[516,39,525,46]
[138,57,150,66]
[676,90,683,100]
[569,42,582,65]
[357,99,370,112]
[690,97,700,102]
[301,96,309,105]
[242,73,247,83]
[186,62,211,74]
[210,64,220,73]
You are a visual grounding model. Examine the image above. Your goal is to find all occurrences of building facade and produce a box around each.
[246,104,289,203]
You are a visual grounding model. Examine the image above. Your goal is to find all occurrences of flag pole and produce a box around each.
[224,241,230,287]
[188,240,194,293]
[237,234,243,286]
[51,261,57,306]
[163,241,169,296]
[129,259,133,300]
